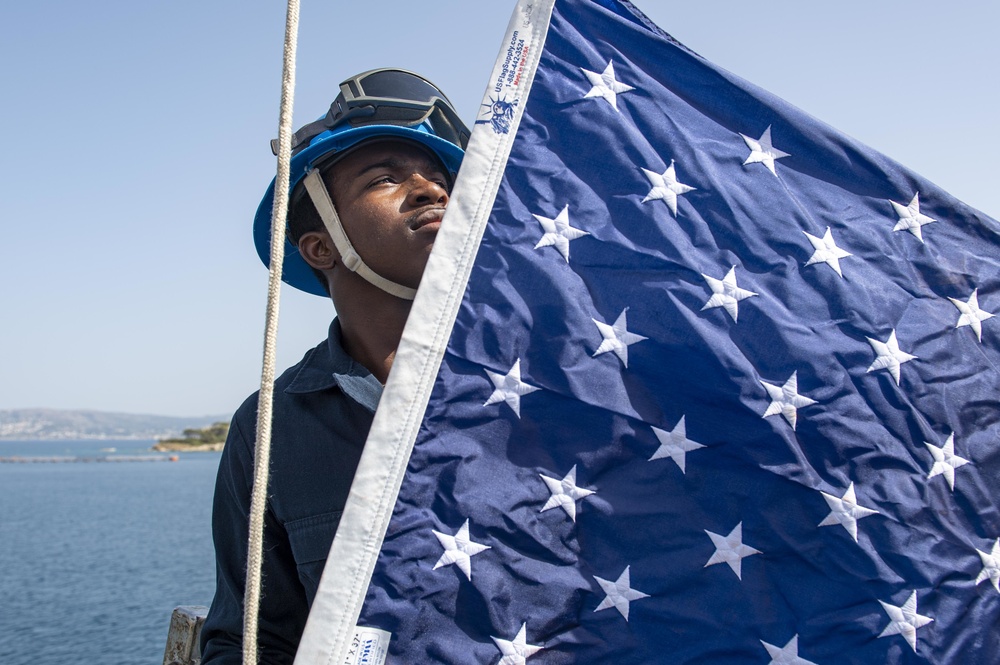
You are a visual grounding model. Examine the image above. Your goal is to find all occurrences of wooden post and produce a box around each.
[163,605,208,665]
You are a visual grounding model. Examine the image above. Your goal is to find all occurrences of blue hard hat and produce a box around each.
[253,68,469,296]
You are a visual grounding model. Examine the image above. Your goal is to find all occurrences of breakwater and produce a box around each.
[0,455,177,463]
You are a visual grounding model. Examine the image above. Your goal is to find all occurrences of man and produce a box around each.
[200,68,471,664]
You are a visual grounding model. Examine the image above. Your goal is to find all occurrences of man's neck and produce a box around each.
[333,280,413,385]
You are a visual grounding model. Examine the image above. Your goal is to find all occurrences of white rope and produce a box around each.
[244,0,300,663]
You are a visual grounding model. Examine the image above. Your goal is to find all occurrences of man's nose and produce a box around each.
[406,174,449,206]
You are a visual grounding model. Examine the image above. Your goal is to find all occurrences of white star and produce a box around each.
[976,539,1000,592]
[760,635,818,665]
[539,465,595,522]
[760,371,817,431]
[641,160,696,216]
[701,266,758,322]
[924,433,969,492]
[878,590,933,653]
[649,416,705,473]
[865,330,917,386]
[581,60,635,110]
[484,359,540,418]
[491,623,544,665]
[890,193,936,242]
[592,308,647,367]
[818,482,879,542]
[533,205,589,262]
[949,289,994,342]
[803,227,852,277]
[741,125,790,176]
[431,519,491,581]
[593,565,650,621]
[704,522,760,580]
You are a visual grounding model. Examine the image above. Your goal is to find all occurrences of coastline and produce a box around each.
[151,442,224,452]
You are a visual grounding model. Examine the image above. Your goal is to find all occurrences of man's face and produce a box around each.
[325,139,450,290]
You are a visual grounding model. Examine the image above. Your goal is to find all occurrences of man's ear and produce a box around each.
[297,231,338,270]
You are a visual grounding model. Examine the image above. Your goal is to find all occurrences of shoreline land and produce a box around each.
[152,422,228,452]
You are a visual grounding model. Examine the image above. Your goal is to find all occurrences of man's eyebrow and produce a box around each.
[354,159,398,177]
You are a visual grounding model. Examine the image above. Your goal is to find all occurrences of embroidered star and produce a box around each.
[924,433,969,492]
[491,623,544,665]
[740,125,790,176]
[976,538,1000,592]
[641,160,696,216]
[533,205,589,262]
[890,193,936,242]
[803,227,852,277]
[865,330,916,386]
[878,591,933,653]
[431,519,491,581]
[592,308,647,367]
[949,289,994,342]
[818,482,879,542]
[701,266,757,322]
[484,359,540,418]
[593,565,649,621]
[649,416,705,473]
[581,60,635,110]
[760,635,818,665]
[760,371,816,431]
[540,464,595,522]
[704,522,760,580]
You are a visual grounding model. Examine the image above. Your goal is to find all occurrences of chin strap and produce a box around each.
[302,169,418,301]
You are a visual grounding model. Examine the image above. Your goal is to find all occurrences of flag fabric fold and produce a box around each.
[298,1,999,662]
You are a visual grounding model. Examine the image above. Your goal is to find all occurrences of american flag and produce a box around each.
[299,1,1000,663]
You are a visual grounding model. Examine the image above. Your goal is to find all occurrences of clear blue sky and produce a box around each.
[1,1,996,417]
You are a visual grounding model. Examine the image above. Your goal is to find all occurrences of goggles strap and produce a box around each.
[302,170,418,301]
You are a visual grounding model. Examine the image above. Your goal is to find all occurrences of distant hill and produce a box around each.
[0,408,231,441]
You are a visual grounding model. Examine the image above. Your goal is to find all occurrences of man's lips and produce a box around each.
[409,207,447,230]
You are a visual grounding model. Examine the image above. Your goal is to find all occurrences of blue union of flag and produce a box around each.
[296,1,1000,663]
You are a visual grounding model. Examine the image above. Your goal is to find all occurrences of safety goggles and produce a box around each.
[271,68,471,156]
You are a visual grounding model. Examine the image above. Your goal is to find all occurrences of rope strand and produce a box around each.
[244,1,300,663]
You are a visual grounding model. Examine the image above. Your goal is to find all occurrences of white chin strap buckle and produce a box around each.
[302,169,418,301]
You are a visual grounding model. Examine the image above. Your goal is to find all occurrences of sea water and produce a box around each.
[0,440,219,665]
